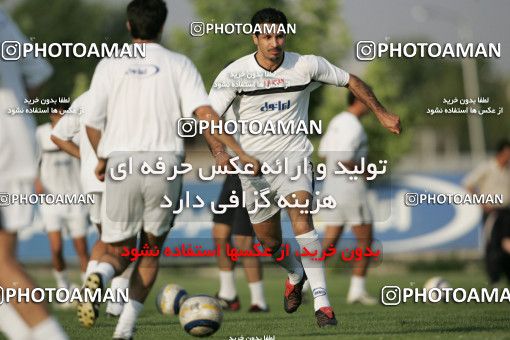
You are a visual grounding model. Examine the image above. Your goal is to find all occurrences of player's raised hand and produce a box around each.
[95,158,107,182]
[214,150,233,171]
[378,111,401,135]
[239,153,261,176]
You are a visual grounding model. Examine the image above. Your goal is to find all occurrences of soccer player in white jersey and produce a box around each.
[78,1,258,338]
[208,8,401,327]
[51,91,134,317]
[35,107,89,292]
[318,90,377,305]
[0,8,68,340]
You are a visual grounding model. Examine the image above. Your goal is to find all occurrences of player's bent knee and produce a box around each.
[259,239,282,255]
[0,254,14,266]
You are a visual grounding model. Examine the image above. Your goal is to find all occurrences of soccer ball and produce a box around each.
[156,284,188,315]
[179,295,223,337]
[423,276,450,302]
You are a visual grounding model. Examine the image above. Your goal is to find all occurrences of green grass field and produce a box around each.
[6,264,510,340]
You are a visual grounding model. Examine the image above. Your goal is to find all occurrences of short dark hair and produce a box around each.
[127,0,167,40]
[496,139,510,153]
[251,8,287,36]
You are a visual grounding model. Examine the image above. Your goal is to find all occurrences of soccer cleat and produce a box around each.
[215,293,241,311]
[77,273,103,328]
[315,306,338,327]
[347,291,378,305]
[248,304,269,313]
[283,272,307,313]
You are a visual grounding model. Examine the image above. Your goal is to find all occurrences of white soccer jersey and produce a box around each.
[84,43,210,158]
[0,9,53,183]
[463,160,510,208]
[209,52,350,163]
[36,123,82,195]
[52,91,105,194]
[319,111,368,167]
[319,111,368,203]
[0,10,53,107]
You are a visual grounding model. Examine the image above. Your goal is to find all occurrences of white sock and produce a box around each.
[52,269,69,289]
[302,279,310,293]
[31,317,68,340]
[113,300,143,339]
[85,260,98,279]
[94,262,116,288]
[348,275,366,297]
[106,276,130,316]
[272,245,304,285]
[0,303,31,340]
[249,281,267,309]
[80,272,86,284]
[218,270,236,300]
[111,277,130,291]
[295,230,330,311]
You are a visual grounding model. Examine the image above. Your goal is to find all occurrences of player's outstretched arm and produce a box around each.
[50,135,80,159]
[86,126,101,154]
[200,121,232,169]
[85,126,106,181]
[194,106,260,175]
[347,74,401,134]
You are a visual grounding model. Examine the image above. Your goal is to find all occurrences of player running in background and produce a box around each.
[208,8,400,327]
[213,174,268,312]
[463,140,510,285]
[317,90,377,305]
[0,8,68,340]
[35,106,89,292]
[51,91,134,317]
[79,1,258,338]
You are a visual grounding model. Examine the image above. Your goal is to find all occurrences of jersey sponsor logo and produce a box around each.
[53,159,73,167]
[312,287,327,298]
[371,174,480,253]
[125,64,160,77]
[260,99,291,112]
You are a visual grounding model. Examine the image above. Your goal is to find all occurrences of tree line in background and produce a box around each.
[12,0,510,163]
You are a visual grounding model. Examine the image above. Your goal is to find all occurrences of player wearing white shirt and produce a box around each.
[50,92,104,222]
[318,91,377,306]
[51,91,134,317]
[35,110,89,292]
[0,8,68,340]
[208,8,401,327]
[79,1,258,337]
[463,140,510,285]
[0,8,52,232]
